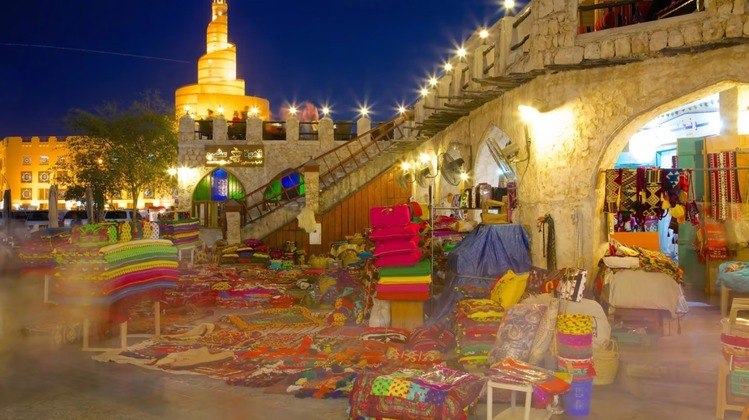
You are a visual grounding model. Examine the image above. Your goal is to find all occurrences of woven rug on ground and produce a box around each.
[221,306,324,331]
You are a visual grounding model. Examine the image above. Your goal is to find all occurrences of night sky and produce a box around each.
[0,1,515,137]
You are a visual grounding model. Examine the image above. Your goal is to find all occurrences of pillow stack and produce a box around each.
[369,204,428,301]
[556,313,596,379]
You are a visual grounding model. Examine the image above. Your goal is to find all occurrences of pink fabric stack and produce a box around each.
[369,204,429,301]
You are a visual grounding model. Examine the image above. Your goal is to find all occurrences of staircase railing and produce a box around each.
[242,116,409,224]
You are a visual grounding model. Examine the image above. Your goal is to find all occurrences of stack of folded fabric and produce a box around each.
[368,204,429,301]
[454,298,504,365]
[375,260,431,301]
[158,218,200,248]
[54,238,179,306]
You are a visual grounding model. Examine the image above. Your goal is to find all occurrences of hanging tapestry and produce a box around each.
[639,168,663,218]
[604,170,621,213]
[708,152,742,221]
[620,169,638,213]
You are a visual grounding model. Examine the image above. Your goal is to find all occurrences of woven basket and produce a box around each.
[592,339,619,385]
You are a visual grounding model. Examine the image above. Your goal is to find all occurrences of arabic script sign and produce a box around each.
[205,145,264,167]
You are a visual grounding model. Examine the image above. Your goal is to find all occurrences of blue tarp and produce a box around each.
[428,224,531,323]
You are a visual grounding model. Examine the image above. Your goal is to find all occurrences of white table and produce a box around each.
[486,379,551,420]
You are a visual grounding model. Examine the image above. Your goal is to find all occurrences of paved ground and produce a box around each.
[0,273,726,419]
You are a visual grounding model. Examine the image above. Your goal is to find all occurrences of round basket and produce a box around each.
[592,339,619,385]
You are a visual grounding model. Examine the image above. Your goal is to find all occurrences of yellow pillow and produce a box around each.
[490,270,517,304]
[490,270,529,309]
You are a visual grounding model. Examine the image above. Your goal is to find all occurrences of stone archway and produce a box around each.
[191,167,246,227]
[474,125,513,187]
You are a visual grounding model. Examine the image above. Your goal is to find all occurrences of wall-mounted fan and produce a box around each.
[414,166,433,187]
[485,136,517,180]
[438,147,466,186]
[395,160,416,188]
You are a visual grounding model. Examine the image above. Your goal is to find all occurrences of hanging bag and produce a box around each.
[686,170,701,226]
[725,174,749,248]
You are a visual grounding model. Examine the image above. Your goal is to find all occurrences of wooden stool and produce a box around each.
[390,301,424,330]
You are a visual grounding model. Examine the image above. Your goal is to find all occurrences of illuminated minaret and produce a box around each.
[175,0,270,120]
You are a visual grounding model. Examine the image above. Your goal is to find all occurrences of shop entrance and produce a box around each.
[192,168,246,228]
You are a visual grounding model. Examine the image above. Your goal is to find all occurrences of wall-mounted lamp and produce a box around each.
[217,105,224,116]
[420,87,430,97]
[250,106,259,117]
[428,76,439,87]
[321,106,331,117]
[444,62,453,72]
[359,106,370,118]
[183,105,191,115]
[288,104,298,116]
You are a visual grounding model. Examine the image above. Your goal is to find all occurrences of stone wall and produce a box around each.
[411,44,749,273]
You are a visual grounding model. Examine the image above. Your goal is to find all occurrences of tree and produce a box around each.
[58,92,178,219]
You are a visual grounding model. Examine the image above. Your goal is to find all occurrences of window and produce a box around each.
[22,156,31,166]
[38,188,49,200]
[38,172,50,183]
[21,172,32,183]
[21,188,32,200]
[40,155,49,165]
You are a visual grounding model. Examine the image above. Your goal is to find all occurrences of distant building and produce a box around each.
[0,136,169,211]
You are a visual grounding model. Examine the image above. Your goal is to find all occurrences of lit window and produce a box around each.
[40,155,49,165]
[22,156,31,165]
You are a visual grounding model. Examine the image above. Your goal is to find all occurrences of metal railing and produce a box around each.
[299,122,319,141]
[262,121,286,141]
[228,121,246,140]
[242,116,408,224]
[194,120,213,140]
[333,121,355,141]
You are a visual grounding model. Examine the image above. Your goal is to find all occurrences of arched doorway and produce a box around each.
[192,168,246,227]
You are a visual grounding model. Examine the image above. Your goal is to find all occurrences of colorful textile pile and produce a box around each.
[19,229,70,271]
[221,306,324,331]
[158,218,200,248]
[556,313,596,379]
[454,298,503,365]
[369,204,430,303]
[54,238,178,306]
[348,366,485,419]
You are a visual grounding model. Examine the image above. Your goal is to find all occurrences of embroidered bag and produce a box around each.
[556,268,587,302]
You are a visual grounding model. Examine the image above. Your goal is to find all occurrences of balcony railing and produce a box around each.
[195,120,213,140]
[333,121,355,141]
[577,0,700,33]
[228,121,246,140]
[263,121,286,141]
[299,122,319,141]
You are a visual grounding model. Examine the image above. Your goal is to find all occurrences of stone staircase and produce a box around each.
[241,133,429,240]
